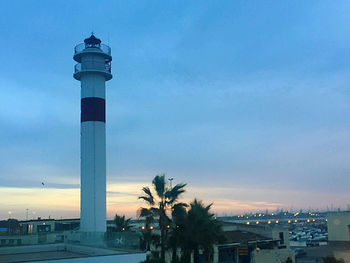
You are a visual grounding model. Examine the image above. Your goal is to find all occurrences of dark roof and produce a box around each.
[20,219,55,223]
[220,221,282,230]
[221,230,269,244]
[54,218,80,222]
[84,34,101,45]
[19,218,80,223]
[221,221,265,229]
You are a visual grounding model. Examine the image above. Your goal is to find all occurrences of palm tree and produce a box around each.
[141,210,160,252]
[168,203,188,262]
[138,174,186,262]
[182,199,225,263]
[114,214,131,232]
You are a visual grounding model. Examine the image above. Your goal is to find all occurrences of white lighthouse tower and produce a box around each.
[73,34,112,235]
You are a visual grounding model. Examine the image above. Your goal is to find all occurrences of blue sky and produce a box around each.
[1,1,350,219]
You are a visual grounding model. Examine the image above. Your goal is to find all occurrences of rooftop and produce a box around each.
[222,230,269,244]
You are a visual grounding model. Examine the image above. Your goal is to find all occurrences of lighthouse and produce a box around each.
[73,34,112,234]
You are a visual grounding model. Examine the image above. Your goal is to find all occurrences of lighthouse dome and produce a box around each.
[84,34,101,48]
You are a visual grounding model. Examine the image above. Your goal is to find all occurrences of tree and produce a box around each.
[168,203,188,263]
[139,174,186,262]
[141,211,160,252]
[114,214,131,232]
[181,199,225,263]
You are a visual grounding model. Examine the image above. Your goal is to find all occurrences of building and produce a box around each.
[20,218,80,234]
[144,221,295,263]
[328,211,350,243]
[0,218,80,247]
[327,211,350,262]
[215,222,295,263]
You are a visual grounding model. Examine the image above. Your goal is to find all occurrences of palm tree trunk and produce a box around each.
[203,249,210,263]
[172,246,177,262]
[160,223,165,262]
[193,247,200,263]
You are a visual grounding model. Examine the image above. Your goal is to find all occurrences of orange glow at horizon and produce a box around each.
[1,181,349,220]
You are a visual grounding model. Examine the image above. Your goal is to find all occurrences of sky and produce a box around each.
[1,0,350,220]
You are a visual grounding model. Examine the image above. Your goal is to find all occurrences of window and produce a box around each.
[279,232,284,245]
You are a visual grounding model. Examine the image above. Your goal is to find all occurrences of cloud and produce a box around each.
[2,0,350,220]
[107,191,139,197]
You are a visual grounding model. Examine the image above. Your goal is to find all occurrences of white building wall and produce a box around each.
[250,248,294,263]
[328,212,350,242]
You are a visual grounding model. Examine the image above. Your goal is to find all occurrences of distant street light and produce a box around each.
[8,211,12,219]
[168,178,174,188]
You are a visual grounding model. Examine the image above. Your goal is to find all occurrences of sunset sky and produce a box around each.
[1,1,350,220]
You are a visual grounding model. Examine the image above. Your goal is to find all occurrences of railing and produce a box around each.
[100,44,111,55]
[74,43,85,54]
[74,61,111,74]
[104,231,142,250]
[74,63,81,73]
[74,43,111,56]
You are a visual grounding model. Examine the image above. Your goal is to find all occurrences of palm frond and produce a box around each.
[139,196,155,205]
[137,207,153,218]
[138,187,155,205]
[166,183,187,204]
[205,203,213,212]
[152,174,166,198]
[114,214,132,231]
[172,202,188,209]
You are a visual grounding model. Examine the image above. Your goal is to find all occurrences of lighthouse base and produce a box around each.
[78,231,106,247]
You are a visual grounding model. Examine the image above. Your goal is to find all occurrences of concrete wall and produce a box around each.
[328,212,350,241]
[0,233,61,247]
[32,253,146,263]
[66,244,125,256]
[0,243,65,255]
[251,248,295,263]
[0,243,146,263]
